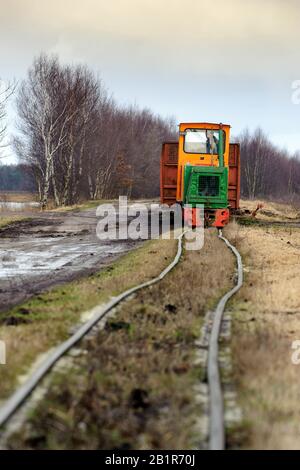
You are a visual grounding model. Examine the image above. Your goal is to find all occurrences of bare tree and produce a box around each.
[15,53,176,206]
[238,128,272,199]
[16,55,72,207]
[15,55,98,207]
[238,127,300,202]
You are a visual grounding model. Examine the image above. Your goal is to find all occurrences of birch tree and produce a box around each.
[16,55,73,207]
[15,55,96,207]
[15,53,176,205]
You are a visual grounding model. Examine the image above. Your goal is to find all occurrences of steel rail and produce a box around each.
[0,230,187,429]
[208,230,243,450]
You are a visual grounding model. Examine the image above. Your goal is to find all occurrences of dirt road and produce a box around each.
[0,207,142,313]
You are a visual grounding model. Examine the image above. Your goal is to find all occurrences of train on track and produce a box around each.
[160,122,240,228]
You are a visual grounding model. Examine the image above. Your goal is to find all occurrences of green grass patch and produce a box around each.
[0,216,31,229]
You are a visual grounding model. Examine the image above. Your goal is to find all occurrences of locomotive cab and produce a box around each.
[177,123,231,227]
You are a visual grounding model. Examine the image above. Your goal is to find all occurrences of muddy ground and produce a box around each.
[0,207,143,314]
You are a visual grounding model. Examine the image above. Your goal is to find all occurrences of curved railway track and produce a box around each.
[0,230,187,429]
[208,230,243,450]
[0,228,243,451]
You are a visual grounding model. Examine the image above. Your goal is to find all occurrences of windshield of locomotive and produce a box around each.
[184,129,224,155]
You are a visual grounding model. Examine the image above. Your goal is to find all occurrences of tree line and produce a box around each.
[237,128,300,202]
[1,53,300,204]
[13,53,176,208]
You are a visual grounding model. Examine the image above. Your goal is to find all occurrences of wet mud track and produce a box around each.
[0,208,142,313]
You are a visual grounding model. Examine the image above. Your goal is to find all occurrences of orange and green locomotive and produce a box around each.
[160,122,240,228]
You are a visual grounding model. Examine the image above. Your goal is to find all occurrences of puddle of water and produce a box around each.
[0,237,129,279]
[0,202,40,211]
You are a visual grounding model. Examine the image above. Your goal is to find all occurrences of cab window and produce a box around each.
[184,129,225,155]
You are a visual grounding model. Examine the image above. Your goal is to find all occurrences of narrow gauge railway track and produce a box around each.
[0,230,187,429]
[207,230,243,450]
[0,229,243,450]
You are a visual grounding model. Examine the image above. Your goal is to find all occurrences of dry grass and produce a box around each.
[48,198,156,212]
[47,199,116,212]
[225,218,300,449]
[0,192,38,203]
[5,230,235,450]
[0,215,30,228]
[240,198,300,221]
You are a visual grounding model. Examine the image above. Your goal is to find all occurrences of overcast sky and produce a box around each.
[1,0,300,162]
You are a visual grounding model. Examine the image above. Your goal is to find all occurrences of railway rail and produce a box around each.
[208,230,243,450]
[0,230,187,429]
[0,228,243,451]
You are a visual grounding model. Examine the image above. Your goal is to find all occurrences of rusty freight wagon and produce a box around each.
[160,122,240,228]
